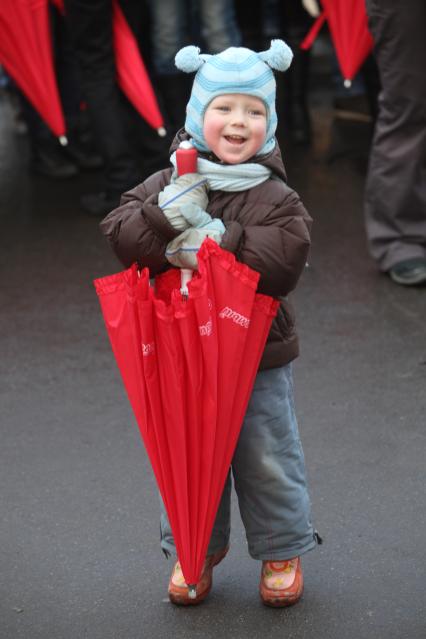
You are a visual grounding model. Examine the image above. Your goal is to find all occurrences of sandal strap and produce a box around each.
[266,559,297,573]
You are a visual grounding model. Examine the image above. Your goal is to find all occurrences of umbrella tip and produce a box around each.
[59,135,68,146]
[344,79,352,89]
[157,127,167,137]
[188,585,197,599]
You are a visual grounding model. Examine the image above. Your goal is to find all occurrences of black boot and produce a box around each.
[64,110,104,170]
[20,92,79,179]
[31,139,79,179]
[80,190,122,217]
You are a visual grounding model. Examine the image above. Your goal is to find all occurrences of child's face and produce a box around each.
[203,94,267,164]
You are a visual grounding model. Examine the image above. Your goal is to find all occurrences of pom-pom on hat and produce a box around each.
[175,40,293,157]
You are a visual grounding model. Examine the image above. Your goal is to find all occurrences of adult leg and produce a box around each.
[364,0,426,271]
[280,1,313,145]
[147,0,191,132]
[148,0,187,75]
[198,0,242,52]
[64,0,140,194]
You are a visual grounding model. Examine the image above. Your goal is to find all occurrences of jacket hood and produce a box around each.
[170,128,287,183]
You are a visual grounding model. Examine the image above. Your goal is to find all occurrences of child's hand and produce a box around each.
[165,219,225,270]
[158,174,209,231]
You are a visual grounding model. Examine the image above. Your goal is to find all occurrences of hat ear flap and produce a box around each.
[258,39,293,71]
[175,46,211,73]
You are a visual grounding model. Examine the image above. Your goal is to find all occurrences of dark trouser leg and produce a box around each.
[64,0,140,193]
[278,2,313,145]
[283,34,312,146]
[364,0,426,271]
[155,73,192,134]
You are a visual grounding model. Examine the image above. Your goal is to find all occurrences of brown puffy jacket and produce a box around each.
[100,130,312,369]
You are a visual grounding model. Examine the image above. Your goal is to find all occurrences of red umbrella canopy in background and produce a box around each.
[0,0,67,141]
[112,0,166,137]
[301,0,374,87]
[94,239,278,596]
[53,0,166,136]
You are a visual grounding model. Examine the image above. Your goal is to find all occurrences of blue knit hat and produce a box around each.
[175,40,293,157]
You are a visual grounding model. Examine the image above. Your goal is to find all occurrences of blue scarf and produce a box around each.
[170,152,272,192]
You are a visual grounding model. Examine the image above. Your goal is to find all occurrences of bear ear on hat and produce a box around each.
[258,39,293,71]
[175,46,211,73]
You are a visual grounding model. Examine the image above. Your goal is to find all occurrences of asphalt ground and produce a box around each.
[1,87,425,639]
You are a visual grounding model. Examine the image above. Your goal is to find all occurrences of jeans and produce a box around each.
[148,0,242,75]
[160,364,316,561]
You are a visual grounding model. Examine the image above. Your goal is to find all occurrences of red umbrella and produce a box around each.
[0,0,67,141]
[94,239,278,596]
[53,0,166,136]
[112,0,166,137]
[301,0,373,87]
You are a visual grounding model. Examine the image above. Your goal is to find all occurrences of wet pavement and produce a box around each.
[1,86,425,639]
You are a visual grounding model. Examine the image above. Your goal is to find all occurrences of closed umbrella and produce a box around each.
[301,0,374,87]
[112,0,166,136]
[0,0,67,141]
[94,238,278,596]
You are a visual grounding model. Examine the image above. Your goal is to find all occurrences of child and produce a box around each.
[100,40,319,607]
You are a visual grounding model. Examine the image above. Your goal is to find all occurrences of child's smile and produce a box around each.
[225,134,247,144]
[203,94,267,164]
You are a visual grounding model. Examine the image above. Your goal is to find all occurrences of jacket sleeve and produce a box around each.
[99,169,181,275]
[220,187,312,297]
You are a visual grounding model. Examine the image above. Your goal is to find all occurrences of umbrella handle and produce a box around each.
[180,269,193,297]
[176,143,196,298]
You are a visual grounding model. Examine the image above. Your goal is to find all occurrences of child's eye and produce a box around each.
[249,109,265,117]
[216,105,230,112]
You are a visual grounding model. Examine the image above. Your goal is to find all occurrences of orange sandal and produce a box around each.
[168,546,229,605]
[259,557,303,607]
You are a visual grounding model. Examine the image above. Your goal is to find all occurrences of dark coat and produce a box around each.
[100,130,312,369]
